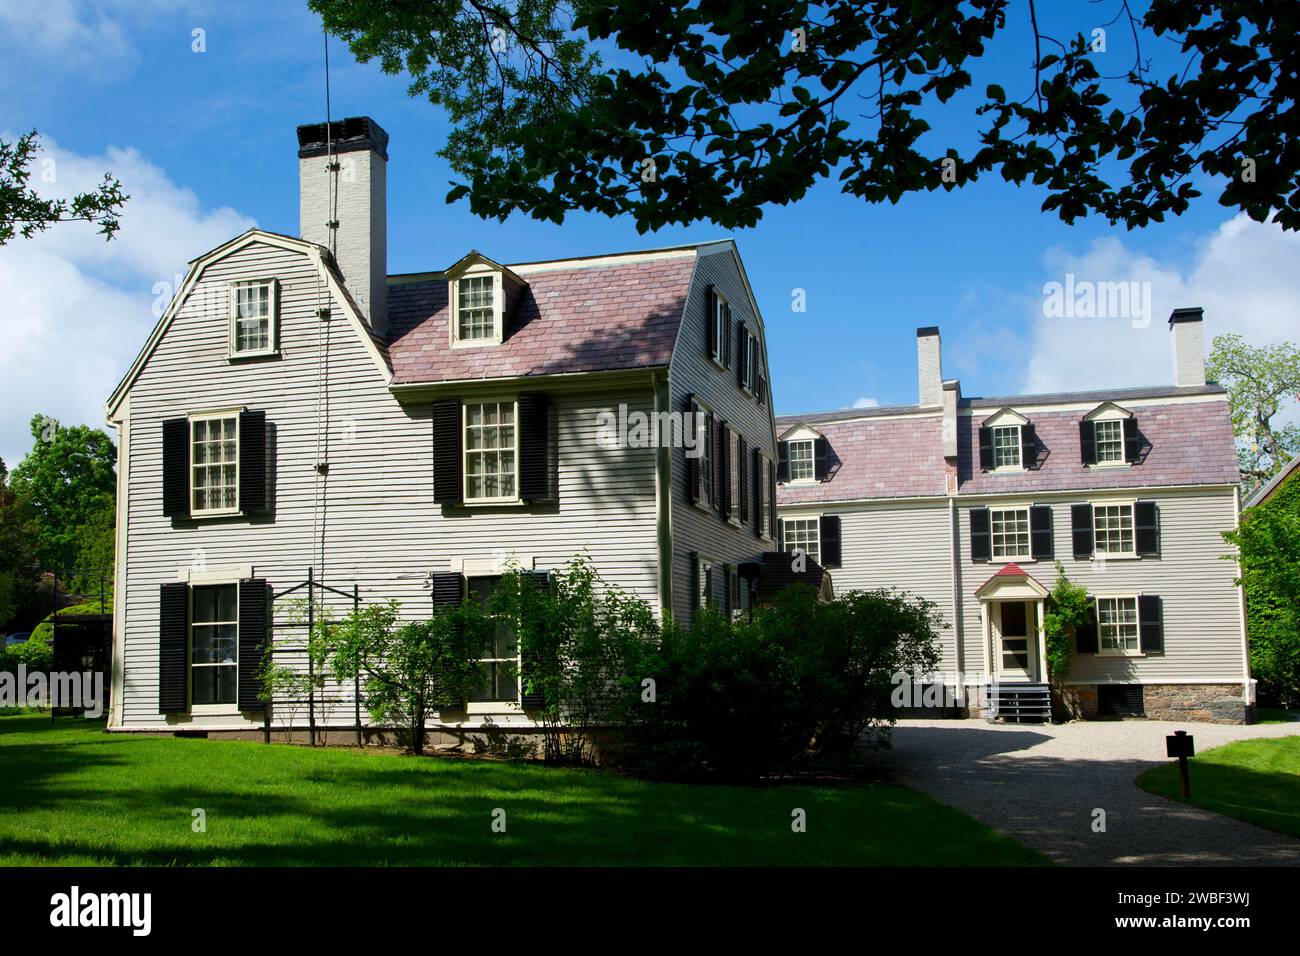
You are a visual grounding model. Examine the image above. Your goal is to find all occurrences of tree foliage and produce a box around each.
[8,415,117,574]
[312,0,1300,232]
[1226,477,1300,707]
[1207,332,1300,489]
[1042,560,1091,689]
[0,457,42,630]
[0,131,127,246]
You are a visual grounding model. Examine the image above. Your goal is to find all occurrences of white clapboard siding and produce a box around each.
[668,248,778,620]
[118,240,659,729]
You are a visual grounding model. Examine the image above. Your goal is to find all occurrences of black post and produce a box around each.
[307,567,317,747]
[50,570,58,722]
[1166,730,1195,798]
[263,586,272,745]
[353,583,362,747]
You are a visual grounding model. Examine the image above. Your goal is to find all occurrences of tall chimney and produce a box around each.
[917,326,943,407]
[1169,307,1206,387]
[297,117,389,336]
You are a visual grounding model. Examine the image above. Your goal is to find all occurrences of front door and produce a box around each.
[993,600,1037,682]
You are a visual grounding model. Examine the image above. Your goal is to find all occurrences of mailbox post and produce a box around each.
[1165,730,1195,798]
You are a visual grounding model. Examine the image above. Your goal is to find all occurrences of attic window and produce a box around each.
[456,275,496,342]
[229,281,276,357]
[992,425,1022,468]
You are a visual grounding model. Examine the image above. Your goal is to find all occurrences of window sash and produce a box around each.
[1093,504,1134,555]
[191,584,237,706]
[694,403,713,507]
[1094,419,1124,463]
[231,282,272,354]
[457,276,496,341]
[727,429,740,522]
[465,576,520,702]
[761,453,773,537]
[463,401,518,502]
[992,426,1022,468]
[783,518,820,564]
[745,334,757,390]
[990,508,1031,559]
[712,296,726,363]
[1097,597,1139,652]
[190,415,239,514]
[788,440,814,481]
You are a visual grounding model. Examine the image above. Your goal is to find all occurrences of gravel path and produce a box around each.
[874,718,1300,866]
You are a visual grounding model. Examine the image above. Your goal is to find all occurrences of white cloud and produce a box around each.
[851,397,880,408]
[0,1,204,76]
[0,134,253,467]
[1021,215,1300,394]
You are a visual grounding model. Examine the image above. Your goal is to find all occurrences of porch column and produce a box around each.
[1035,598,1048,684]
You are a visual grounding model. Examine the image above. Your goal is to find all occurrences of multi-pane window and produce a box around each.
[191,415,238,514]
[1093,503,1134,555]
[1097,596,1139,652]
[693,402,713,508]
[1094,419,1124,463]
[788,439,814,481]
[712,294,728,364]
[466,576,519,702]
[761,452,773,537]
[698,557,714,608]
[744,333,757,391]
[192,584,237,706]
[992,425,1022,468]
[990,508,1031,559]
[783,518,820,564]
[231,282,272,354]
[457,275,495,341]
[727,428,741,524]
[464,401,516,502]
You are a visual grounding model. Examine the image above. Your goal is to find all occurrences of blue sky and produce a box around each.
[2,0,1297,467]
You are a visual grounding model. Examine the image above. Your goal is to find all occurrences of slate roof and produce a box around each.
[384,253,699,385]
[755,551,830,604]
[777,385,1237,503]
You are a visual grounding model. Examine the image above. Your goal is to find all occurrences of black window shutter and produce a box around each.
[1075,600,1099,653]
[1071,504,1094,558]
[238,410,267,514]
[237,578,269,712]
[706,286,717,359]
[689,551,700,612]
[518,393,550,501]
[969,508,991,561]
[162,418,189,518]
[777,517,785,552]
[1123,417,1140,463]
[978,427,994,471]
[752,447,764,537]
[158,582,189,713]
[737,435,748,522]
[736,321,748,387]
[431,572,464,607]
[768,459,778,537]
[685,395,699,504]
[1139,595,1164,652]
[1030,505,1053,559]
[777,441,790,482]
[1020,423,1036,469]
[1134,501,1159,555]
[432,399,462,504]
[819,515,842,568]
[1079,420,1097,465]
[813,436,829,481]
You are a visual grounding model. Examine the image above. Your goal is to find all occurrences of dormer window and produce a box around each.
[778,425,828,483]
[446,252,524,348]
[229,280,276,357]
[455,274,498,343]
[978,408,1034,473]
[1081,402,1138,466]
[788,439,815,480]
[1094,419,1124,463]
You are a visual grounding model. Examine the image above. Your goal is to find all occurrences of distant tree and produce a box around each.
[0,457,42,630]
[0,131,127,246]
[1206,333,1300,490]
[9,416,117,573]
[312,0,1300,233]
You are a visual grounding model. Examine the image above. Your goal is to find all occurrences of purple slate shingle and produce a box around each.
[385,256,697,384]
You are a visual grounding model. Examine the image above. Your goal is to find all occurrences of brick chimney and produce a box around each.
[917,326,943,407]
[1169,307,1206,387]
[297,117,389,336]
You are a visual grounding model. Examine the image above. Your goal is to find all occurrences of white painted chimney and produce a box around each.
[297,117,389,336]
[917,326,943,407]
[1169,307,1206,387]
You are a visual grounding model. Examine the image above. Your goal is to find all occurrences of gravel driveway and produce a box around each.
[874,718,1300,866]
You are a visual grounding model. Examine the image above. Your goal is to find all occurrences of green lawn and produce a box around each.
[0,714,1045,866]
[1136,736,1300,839]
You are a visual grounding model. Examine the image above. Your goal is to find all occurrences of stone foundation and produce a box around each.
[1142,683,1251,724]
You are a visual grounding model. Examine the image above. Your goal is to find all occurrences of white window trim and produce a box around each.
[726,426,742,526]
[760,451,774,541]
[692,399,715,512]
[710,291,729,370]
[462,398,520,505]
[782,516,821,565]
[786,438,816,484]
[450,269,504,348]
[696,554,716,609]
[739,330,757,395]
[1093,593,1144,657]
[989,506,1033,563]
[227,279,278,359]
[464,573,523,714]
[1089,414,1131,469]
[990,424,1025,472]
[190,580,240,716]
[188,409,243,518]
[1091,499,1138,559]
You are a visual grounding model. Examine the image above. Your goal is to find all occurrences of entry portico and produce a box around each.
[974,564,1051,721]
